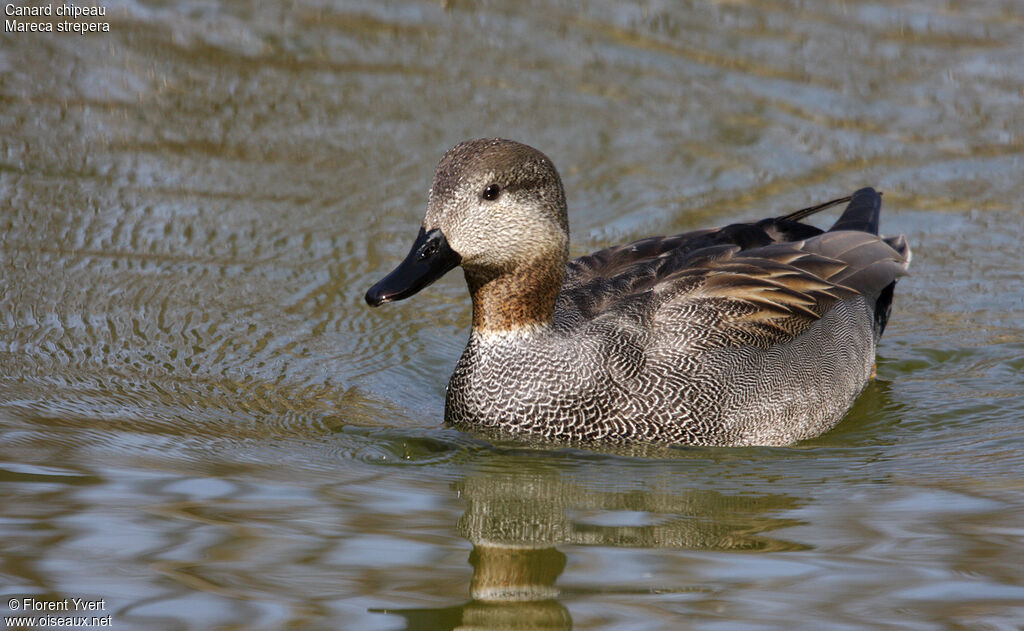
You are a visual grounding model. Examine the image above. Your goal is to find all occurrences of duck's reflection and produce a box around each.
[377,462,807,630]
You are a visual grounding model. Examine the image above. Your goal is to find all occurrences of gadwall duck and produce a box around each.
[366,138,910,446]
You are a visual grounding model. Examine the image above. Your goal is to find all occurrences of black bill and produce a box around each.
[365,227,461,306]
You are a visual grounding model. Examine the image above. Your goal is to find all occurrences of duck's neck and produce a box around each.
[465,260,564,336]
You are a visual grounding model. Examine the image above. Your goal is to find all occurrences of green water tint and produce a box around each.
[376,459,809,631]
[3,0,1024,629]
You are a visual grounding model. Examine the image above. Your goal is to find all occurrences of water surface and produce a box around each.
[2,1,1023,629]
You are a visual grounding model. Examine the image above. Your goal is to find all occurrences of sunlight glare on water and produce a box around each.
[1,1,1023,629]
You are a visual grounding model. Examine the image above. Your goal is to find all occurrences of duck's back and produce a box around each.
[446,188,910,445]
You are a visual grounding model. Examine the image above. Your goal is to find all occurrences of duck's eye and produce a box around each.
[482,184,501,201]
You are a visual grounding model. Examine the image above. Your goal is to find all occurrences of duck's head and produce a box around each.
[366,138,569,307]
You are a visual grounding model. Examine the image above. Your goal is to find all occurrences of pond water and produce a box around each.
[2,1,1023,629]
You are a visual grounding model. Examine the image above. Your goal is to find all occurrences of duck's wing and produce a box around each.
[560,223,823,322]
[559,191,869,315]
[565,220,822,291]
[557,188,910,345]
[645,232,909,349]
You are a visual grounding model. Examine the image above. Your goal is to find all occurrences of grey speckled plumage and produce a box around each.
[366,138,911,446]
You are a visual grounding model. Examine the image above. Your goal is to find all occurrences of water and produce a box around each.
[2,1,1023,629]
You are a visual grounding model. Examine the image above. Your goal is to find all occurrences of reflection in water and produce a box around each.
[379,462,807,630]
[4,0,1024,628]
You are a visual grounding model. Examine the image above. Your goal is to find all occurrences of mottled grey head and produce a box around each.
[425,138,568,269]
[366,138,570,306]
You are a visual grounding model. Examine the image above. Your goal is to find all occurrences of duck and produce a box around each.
[366,138,910,446]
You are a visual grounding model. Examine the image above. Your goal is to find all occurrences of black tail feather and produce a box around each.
[874,281,896,339]
[829,187,881,235]
[779,194,853,223]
